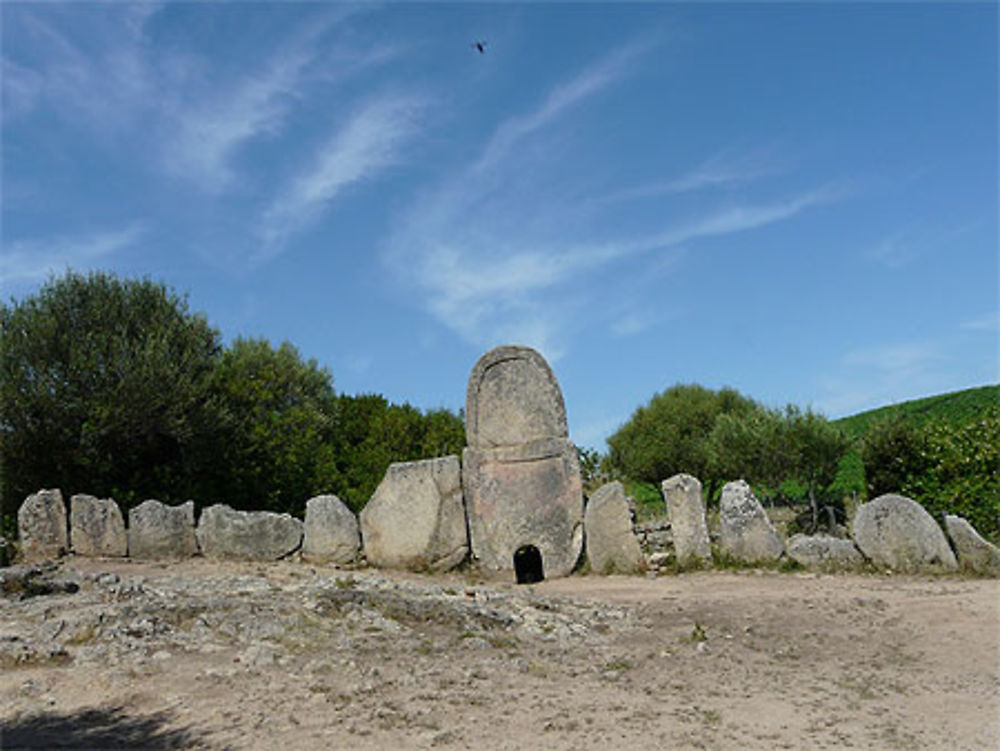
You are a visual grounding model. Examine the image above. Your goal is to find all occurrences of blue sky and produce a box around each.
[3,2,997,450]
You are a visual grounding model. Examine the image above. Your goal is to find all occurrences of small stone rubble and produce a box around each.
[786,534,864,570]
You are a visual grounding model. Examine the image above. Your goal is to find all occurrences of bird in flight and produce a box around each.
[472,40,487,54]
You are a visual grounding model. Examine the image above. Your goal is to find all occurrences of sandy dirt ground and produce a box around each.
[2,558,998,750]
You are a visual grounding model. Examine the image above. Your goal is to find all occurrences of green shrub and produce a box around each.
[901,410,1000,543]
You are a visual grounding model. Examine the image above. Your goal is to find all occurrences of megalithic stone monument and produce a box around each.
[462,345,584,580]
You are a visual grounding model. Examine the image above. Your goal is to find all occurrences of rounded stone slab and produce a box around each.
[128,500,200,560]
[197,505,303,561]
[944,515,1000,575]
[465,345,568,449]
[302,495,360,565]
[17,489,68,561]
[359,456,467,572]
[719,480,784,563]
[786,534,864,570]
[584,481,643,574]
[70,494,127,557]
[661,473,711,567]
[852,494,957,572]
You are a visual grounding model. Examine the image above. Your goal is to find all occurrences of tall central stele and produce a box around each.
[462,345,584,579]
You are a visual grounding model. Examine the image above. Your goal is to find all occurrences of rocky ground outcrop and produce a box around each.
[1,559,997,751]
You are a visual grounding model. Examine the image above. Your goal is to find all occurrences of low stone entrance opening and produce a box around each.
[514,545,544,584]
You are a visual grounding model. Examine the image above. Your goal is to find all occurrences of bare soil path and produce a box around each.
[2,559,998,750]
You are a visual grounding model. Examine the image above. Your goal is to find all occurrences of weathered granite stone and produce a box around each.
[584,482,643,574]
[70,495,127,557]
[463,346,584,580]
[302,495,360,564]
[786,534,864,569]
[944,515,1000,575]
[852,494,957,572]
[360,456,467,571]
[719,480,784,562]
[128,500,199,559]
[17,490,68,561]
[465,345,569,449]
[661,473,711,567]
[197,505,302,561]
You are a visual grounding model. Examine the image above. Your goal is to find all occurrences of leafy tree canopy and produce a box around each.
[202,337,339,515]
[605,383,759,497]
[0,271,221,515]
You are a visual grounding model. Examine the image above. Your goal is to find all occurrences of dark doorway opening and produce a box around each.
[514,545,544,584]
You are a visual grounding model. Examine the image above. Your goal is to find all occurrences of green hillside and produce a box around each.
[835,384,999,440]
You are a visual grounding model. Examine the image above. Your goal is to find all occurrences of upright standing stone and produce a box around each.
[360,456,467,571]
[197,505,303,561]
[17,489,68,561]
[462,345,584,579]
[944,515,1000,575]
[128,500,199,560]
[584,481,643,574]
[719,480,784,563]
[661,473,711,567]
[852,494,957,572]
[302,495,360,564]
[70,494,127,557]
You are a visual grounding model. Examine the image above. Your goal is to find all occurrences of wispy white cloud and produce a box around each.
[385,29,842,357]
[1,4,162,130]
[643,185,843,250]
[867,231,914,269]
[600,147,787,203]
[164,49,314,193]
[258,92,428,262]
[960,311,1000,332]
[1,224,145,285]
[401,186,838,355]
[161,10,373,193]
[3,4,376,196]
[473,41,645,172]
